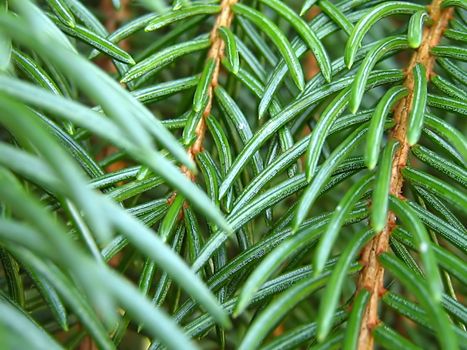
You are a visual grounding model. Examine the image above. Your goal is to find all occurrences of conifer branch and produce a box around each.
[356,2,454,349]
[181,0,238,181]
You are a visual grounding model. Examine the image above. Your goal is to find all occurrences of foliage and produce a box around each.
[0,0,465,349]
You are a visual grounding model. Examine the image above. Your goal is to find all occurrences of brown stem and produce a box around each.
[179,0,238,181]
[356,2,453,349]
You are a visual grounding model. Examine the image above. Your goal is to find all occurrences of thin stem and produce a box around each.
[181,0,239,181]
[356,2,454,349]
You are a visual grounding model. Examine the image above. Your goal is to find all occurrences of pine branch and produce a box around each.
[1,0,465,348]
[181,0,238,181]
[356,1,454,348]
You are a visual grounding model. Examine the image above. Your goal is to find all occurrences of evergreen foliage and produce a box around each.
[0,0,465,349]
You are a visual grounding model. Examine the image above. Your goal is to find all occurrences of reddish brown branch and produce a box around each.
[356,2,453,349]
[180,0,238,181]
